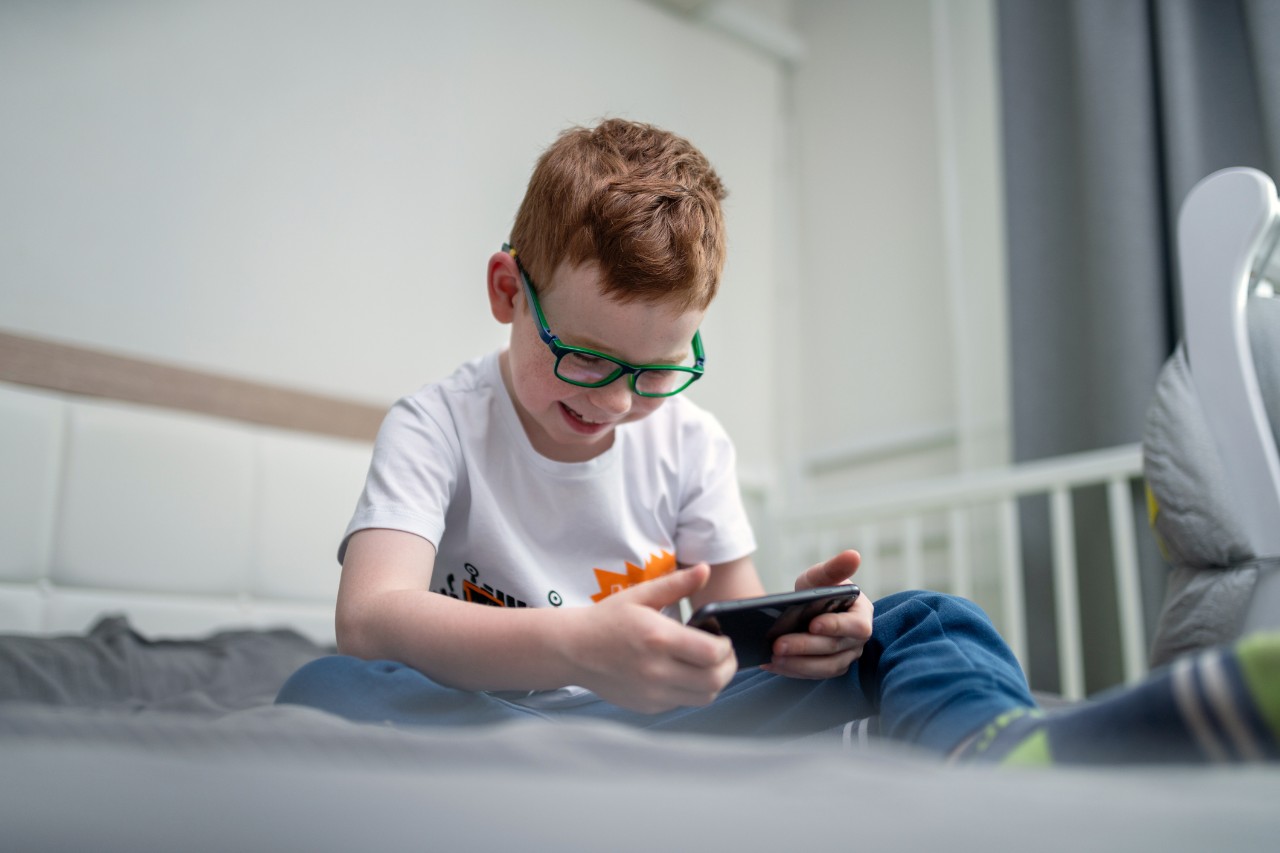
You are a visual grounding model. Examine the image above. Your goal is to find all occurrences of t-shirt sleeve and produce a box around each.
[673,408,757,567]
[337,393,460,565]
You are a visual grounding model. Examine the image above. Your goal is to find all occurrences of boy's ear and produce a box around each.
[487,251,523,324]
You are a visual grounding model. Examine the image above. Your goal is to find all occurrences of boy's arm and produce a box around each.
[335,528,737,713]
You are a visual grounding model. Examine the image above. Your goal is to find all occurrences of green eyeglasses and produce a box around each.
[504,244,705,398]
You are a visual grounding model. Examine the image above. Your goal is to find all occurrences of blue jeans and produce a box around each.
[276,591,1036,755]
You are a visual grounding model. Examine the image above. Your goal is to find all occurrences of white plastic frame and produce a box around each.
[1176,167,1280,631]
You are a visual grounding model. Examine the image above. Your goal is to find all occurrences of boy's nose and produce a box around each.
[590,378,633,417]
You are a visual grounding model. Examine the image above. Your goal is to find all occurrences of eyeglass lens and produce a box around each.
[556,352,692,395]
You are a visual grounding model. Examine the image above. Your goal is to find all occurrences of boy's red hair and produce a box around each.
[510,119,728,311]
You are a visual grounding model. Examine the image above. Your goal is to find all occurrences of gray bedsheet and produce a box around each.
[3,619,1279,852]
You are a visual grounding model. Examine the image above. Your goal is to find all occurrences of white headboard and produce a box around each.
[0,333,381,645]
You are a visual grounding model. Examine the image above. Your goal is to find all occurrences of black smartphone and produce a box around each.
[687,585,861,669]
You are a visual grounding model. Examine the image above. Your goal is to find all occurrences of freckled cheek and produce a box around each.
[512,342,563,400]
[505,362,561,420]
[526,372,568,410]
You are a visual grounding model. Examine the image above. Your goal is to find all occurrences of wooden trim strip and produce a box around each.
[0,330,385,442]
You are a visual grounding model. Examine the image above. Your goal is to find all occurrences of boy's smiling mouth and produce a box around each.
[560,402,611,433]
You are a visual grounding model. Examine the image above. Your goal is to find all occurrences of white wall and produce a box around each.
[0,0,783,473]
[788,0,1008,496]
[0,0,1008,555]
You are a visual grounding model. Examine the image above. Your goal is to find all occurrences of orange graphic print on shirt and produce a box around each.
[590,550,677,602]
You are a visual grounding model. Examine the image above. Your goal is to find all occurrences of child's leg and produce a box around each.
[275,655,550,726]
[559,665,879,737]
[957,632,1280,765]
[850,590,1038,751]
[273,592,1036,754]
[559,590,1035,754]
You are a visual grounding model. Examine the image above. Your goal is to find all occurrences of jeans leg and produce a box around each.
[565,591,1033,755]
[560,666,880,738]
[276,593,1034,755]
[861,590,1036,753]
[275,655,549,727]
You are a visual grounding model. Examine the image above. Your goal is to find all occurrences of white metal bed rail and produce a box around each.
[775,443,1146,700]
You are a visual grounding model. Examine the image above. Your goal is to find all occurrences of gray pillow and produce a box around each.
[0,616,330,714]
[1144,293,1280,665]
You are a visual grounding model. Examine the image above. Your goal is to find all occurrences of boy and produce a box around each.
[279,119,1280,764]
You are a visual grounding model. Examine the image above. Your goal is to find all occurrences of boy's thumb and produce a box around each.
[627,563,710,609]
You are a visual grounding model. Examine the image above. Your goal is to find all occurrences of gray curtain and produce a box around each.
[997,0,1280,692]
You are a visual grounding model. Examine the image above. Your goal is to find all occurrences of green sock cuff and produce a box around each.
[1236,632,1280,738]
[957,707,1045,763]
[1001,729,1053,766]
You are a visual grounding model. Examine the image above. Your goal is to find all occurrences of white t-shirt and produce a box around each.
[340,351,757,705]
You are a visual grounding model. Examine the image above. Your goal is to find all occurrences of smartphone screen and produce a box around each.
[687,585,860,669]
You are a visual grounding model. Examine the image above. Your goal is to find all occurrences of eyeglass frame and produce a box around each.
[502,243,705,398]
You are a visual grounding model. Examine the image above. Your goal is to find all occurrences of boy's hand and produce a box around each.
[762,550,873,680]
[561,563,737,714]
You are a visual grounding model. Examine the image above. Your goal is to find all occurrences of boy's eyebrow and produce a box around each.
[547,310,694,365]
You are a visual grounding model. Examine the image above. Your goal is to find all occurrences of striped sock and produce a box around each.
[959,632,1280,765]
